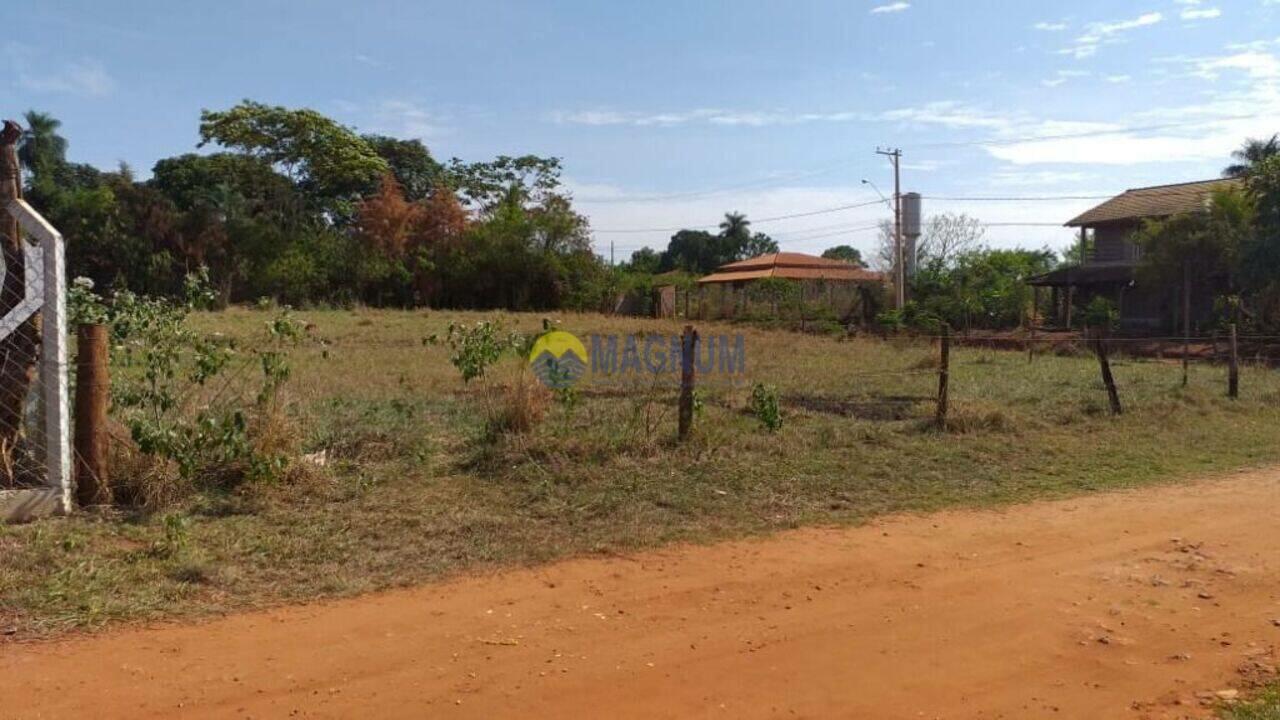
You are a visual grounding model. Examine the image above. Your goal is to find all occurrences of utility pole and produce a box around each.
[876,147,904,309]
[610,240,615,267]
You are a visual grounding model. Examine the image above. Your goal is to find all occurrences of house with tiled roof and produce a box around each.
[1029,178,1242,332]
[697,252,886,323]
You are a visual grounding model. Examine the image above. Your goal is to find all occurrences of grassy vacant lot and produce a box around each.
[4,308,1280,638]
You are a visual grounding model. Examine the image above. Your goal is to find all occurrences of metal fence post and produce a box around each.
[9,199,72,513]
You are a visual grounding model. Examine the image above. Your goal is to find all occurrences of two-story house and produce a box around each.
[1028,178,1241,332]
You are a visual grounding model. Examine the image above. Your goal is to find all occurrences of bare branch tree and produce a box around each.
[872,219,895,272]
[918,212,985,267]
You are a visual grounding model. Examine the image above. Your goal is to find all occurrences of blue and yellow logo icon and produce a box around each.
[528,330,589,389]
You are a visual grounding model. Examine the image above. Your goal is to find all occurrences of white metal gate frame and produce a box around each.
[0,197,70,519]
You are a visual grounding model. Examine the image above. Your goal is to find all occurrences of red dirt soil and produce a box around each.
[4,470,1280,719]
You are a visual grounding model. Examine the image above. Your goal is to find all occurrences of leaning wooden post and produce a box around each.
[678,325,698,441]
[1092,329,1122,415]
[1228,322,1239,400]
[1181,262,1190,388]
[74,324,111,506]
[936,324,951,429]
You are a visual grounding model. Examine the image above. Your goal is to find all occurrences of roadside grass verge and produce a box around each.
[1222,685,1280,720]
[4,308,1280,639]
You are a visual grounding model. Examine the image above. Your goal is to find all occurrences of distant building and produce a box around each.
[1029,178,1241,332]
[697,252,885,323]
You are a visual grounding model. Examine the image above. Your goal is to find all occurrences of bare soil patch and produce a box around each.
[4,468,1280,718]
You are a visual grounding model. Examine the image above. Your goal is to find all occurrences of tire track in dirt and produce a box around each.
[3,469,1279,719]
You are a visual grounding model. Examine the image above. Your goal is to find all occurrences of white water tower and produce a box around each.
[901,192,922,278]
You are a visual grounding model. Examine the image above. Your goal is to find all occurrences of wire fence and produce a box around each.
[0,250,50,489]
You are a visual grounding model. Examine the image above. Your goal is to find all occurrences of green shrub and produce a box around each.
[99,269,306,500]
[749,382,783,432]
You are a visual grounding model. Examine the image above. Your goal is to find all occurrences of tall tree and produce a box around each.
[198,100,387,216]
[1132,187,1252,329]
[661,229,725,274]
[740,232,778,259]
[1224,135,1280,178]
[17,110,68,175]
[447,155,565,212]
[822,245,865,266]
[624,247,660,274]
[718,212,751,243]
[354,174,424,258]
[918,212,985,267]
[362,134,443,202]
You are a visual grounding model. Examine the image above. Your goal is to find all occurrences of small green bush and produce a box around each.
[749,382,783,432]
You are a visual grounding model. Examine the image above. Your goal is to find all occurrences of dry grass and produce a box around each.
[5,307,1280,639]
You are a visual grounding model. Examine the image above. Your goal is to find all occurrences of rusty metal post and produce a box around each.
[678,325,698,441]
[74,324,111,506]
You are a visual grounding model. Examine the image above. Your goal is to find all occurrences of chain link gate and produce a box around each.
[0,120,70,521]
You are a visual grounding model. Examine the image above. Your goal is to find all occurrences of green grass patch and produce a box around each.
[1222,685,1280,720]
[4,308,1280,638]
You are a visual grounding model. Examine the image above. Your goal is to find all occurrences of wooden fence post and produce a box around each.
[678,325,698,441]
[1093,330,1122,415]
[74,323,111,506]
[1228,322,1239,399]
[1180,261,1191,388]
[936,324,950,429]
[1027,286,1038,363]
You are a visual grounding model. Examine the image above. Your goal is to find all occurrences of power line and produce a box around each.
[920,194,1115,201]
[603,220,1070,252]
[917,113,1265,148]
[576,112,1266,207]
[591,197,887,234]
[574,161,851,204]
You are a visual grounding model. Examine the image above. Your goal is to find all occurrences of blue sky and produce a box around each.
[7,0,1280,262]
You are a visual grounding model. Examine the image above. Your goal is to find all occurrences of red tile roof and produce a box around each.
[698,252,885,284]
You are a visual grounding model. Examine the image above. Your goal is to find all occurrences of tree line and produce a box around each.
[18,103,607,310]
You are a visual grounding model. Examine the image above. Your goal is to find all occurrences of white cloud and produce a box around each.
[1060,11,1163,59]
[360,100,450,139]
[1181,7,1221,20]
[5,45,115,97]
[1033,21,1068,31]
[552,108,868,128]
[1187,50,1280,80]
[870,2,910,14]
[879,101,1012,130]
[987,48,1280,166]
[1042,69,1091,87]
[1081,11,1163,41]
[1105,74,1133,83]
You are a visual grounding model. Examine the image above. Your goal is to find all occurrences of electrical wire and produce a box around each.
[578,112,1266,208]
[920,194,1116,201]
[591,198,888,234]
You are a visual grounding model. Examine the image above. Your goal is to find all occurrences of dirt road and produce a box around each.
[4,470,1280,719]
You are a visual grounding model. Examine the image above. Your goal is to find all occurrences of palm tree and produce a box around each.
[1223,134,1279,178]
[718,212,751,240]
[17,110,68,175]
